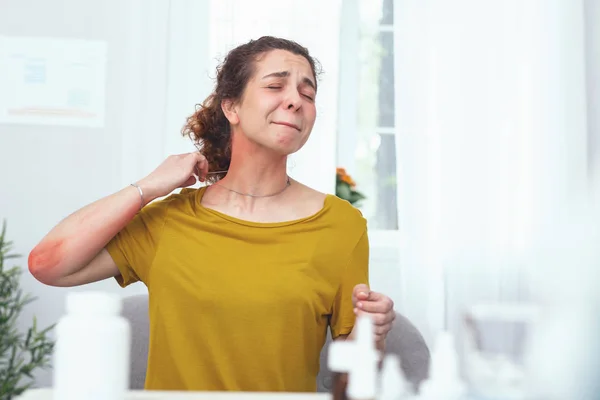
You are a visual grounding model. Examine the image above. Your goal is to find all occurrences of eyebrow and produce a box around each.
[261,71,316,91]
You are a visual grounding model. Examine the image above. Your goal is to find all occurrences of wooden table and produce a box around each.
[19,389,331,400]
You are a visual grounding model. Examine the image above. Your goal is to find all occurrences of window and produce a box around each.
[338,0,398,234]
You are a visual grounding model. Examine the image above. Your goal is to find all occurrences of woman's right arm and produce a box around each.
[28,152,208,287]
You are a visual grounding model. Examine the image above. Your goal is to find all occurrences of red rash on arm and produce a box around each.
[28,239,65,280]
[28,198,140,284]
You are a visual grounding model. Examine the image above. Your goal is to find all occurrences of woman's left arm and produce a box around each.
[330,228,395,350]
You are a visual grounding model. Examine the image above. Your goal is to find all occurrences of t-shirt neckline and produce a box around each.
[195,186,333,228]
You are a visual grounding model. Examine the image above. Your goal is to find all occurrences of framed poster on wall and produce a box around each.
[0,36,107,128]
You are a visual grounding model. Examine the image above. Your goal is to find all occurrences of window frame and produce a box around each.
[337,0,400,250]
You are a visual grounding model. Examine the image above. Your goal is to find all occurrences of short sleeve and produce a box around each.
[105,195,172,288]
[330,229,370,339]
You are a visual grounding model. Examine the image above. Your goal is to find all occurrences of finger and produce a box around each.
[374,333,386,343]
[197,159,208,182]
[179,175,197,188]
[356,300,391,314]
[190,151,206,164]
[374,324,392,335]
[359,295,393,311]
[353,284,370,297]
[201,160,209,181]
[354,308,395,325]
[191,153,208,182]
[373,313,395,326]
[352,284,370,305]
[199,156,208,182]
[366,291,383,301]
[356,311,394,327]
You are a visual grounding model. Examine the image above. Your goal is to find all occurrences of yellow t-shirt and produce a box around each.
[106,186,369,392]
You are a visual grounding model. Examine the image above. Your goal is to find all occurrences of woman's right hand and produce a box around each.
[28,151,208,287]
[136,152,209,203]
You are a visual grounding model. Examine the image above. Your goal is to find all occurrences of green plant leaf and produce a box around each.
[0,220,55,399]
[348,191,366,204]
[336,182,352,199]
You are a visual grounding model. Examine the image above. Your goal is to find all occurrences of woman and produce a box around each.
[28,36,395,392]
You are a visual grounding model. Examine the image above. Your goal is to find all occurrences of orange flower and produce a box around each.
[335,166,366,205]
[342,175,356,187]
[336,167,356,187]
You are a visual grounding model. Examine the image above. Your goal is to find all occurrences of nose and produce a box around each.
[283,88,302,111]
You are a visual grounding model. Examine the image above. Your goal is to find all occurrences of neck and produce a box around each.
[216,133,289,197]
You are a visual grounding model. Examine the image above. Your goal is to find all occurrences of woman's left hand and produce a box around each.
[352,284,395,345]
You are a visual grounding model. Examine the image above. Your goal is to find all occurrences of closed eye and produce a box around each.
[266,85,314,101]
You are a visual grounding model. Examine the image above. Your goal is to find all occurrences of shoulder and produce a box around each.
[144,187,201,214]
[292,181,366,233]
[325,194,368,253]
[326,194,365,221]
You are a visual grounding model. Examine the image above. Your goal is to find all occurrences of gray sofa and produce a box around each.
[121,294,430,392]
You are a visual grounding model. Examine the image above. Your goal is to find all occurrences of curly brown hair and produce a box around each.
[181,36,321,183]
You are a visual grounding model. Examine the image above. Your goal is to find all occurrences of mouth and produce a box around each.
[272,121,301,131]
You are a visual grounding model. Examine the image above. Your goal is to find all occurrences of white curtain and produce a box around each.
[208,0,343,194]
[585,0,600,173]
[119,0,212,190]
[392,0,590,344]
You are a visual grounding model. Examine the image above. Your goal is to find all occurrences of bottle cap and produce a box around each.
[328,315,378,399]
[66,291,121,316]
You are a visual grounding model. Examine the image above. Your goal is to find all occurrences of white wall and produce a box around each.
[0,0,211,387]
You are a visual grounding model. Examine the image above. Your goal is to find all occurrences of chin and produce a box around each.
[271,136,307,155]
[271,144,303,157]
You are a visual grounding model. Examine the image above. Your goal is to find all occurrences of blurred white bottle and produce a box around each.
[419,332,466,400]
[523,189,600,400]
[378,354,412,400]
[53,291,130,400]
[329,314,379,400]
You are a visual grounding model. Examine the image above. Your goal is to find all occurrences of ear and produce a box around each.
[221,99,240,126]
